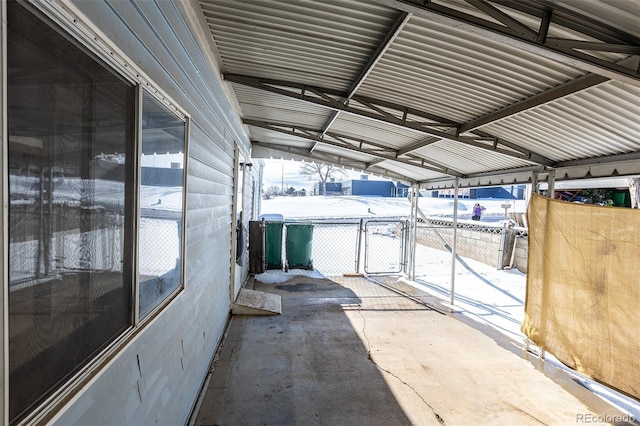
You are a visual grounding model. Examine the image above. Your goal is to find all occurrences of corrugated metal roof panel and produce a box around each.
[200,0,640,187]
[549,0,640,38]
[249,127,312,150]
[231,84,332,128]
[423,0,631,63]
[414,139,534,175]
[200,0,399,90]
[371,160,449,182]
[482,80,640,162]
[329,114,426,151]
[356,14,586,123]
[314,144,378,163]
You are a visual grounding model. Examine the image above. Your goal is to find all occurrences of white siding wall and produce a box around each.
[44,1,253,424]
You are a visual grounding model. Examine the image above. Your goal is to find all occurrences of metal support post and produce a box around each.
[408,185,419,280]
[450,178,459,305]
[547,169,556,199]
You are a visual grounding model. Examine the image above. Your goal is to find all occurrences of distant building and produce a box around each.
[342,180,410,197]
[471,185,526,200]
[313,181,342,195]
[431,185,525,200]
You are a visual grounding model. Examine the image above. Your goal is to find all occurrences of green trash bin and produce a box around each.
[264,221,284,270]
[285,222,314,270]
[611,192,626,207]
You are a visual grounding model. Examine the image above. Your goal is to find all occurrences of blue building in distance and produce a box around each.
[312,178,410,197]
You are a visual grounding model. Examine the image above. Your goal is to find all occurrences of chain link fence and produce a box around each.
[257,217,512,280]
[411,219,514,290]
[364,220,407,274]
[138,216,182,278]
[257,218,408,277]
[310,220,361,276]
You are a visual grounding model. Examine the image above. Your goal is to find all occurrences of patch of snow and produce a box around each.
[256,268,325,284]
[261,195,527,220]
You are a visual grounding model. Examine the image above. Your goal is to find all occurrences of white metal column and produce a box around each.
[449,178,459,305]
[408,185,419,280]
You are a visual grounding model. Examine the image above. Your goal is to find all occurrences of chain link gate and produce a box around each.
[310,220,361,276]
[364,219,408,274]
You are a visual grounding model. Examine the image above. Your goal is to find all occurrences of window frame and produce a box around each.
[2,1,190,424]
[134,88,189,324]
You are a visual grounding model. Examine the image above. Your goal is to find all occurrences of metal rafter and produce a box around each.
[372,0,640,86]
[314,11,412,153]
[224,75,457,129]
[244,119,463,177]
[225,74,554,166]
[457,72,609,134]
[251,141,417,183]
[397,55,639,155]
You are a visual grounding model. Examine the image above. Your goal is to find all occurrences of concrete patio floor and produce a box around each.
[190,274,632,425]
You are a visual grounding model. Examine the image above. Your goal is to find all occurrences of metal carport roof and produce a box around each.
[198,0,640,189]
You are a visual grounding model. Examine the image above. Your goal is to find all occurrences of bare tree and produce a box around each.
[264,185,280,198]
[299,163,346,195]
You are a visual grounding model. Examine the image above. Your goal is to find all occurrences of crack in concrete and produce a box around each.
[356,304,446,425]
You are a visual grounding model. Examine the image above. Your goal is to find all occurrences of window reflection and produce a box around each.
[7,3,134,423]
[138,93,186,318]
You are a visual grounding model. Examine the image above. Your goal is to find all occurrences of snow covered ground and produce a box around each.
[259,194,640,421]
[261,194,528,222]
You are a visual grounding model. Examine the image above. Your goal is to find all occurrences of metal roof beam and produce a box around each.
[554,151,640,169]
[457,72,609,134]
[420,152,640,189]
[371,0,640,86]
[497,0,639,45]
[225,74,554,166]
[244,119,462,177]
[315,11,412,147]
[397,136,441,156]
[224,74,458,128]
[252,142,417,183]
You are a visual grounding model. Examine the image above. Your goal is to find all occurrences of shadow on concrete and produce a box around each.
[192,273,633,426]
[193,274,414,426]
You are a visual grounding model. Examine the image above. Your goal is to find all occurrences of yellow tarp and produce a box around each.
[522,193,640,400]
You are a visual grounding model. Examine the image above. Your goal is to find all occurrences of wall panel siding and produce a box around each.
[47,1,249,425]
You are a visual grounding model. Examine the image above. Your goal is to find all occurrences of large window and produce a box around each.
[6,3,186,423]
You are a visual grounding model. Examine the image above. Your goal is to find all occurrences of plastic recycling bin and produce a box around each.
[285,222,314,270]
[264,221,284,270]
[611,192,626,207]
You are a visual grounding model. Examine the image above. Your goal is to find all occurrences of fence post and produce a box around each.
[403,219,410,274]
[355,218,364,274]
[497,222,508,269]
